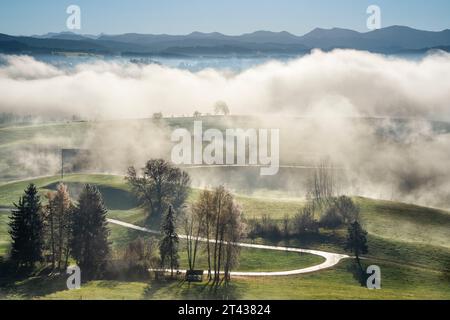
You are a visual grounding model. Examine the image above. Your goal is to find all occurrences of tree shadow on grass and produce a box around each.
[0,261,67,299]
[146,213,162,231]
[346,260,367,287]
[142,278,244,300]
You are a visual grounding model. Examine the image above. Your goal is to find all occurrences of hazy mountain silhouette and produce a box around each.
[1,26,449,56]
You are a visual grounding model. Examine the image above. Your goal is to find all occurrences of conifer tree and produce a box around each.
[159,205,179,277]
[345,220,368,269]
[70,184,110,280]
[9,184,44,268]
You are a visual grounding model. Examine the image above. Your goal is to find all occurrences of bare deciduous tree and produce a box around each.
[183,207,202,272]
[308,157,337,206]
[189,186,245,286]
[293,204,318,235]
[44,183,73,270]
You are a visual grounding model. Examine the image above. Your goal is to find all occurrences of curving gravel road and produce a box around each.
[107,218,350,277]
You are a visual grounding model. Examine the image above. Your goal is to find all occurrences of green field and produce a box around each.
[355,197,450,249]
[2,259,448,300]
[0,212,8,256]
[0,119,449,300]
[0,173,449,299]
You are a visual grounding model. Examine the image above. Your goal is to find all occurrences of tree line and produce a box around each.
[183,187,245,286]
[248,195,360,239]
[8,183,110,280]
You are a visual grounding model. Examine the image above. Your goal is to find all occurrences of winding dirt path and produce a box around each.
[107,218,350,277]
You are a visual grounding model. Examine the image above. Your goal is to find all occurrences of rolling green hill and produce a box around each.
[0,173,449,299]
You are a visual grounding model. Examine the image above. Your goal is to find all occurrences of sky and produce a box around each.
[0,0,449,36]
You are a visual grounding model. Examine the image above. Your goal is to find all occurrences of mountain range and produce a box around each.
[1,26,449,56]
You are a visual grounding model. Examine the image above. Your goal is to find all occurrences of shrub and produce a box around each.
[320,206,344,229]
[248,215,282,239]
[109,237,161,280]
[293,205,319,235]
[334,196,359,224]
[319,196,360,229]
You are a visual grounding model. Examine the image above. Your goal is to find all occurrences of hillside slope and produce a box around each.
[0,174,449,299]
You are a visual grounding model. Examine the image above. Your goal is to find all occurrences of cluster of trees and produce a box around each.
[319,196,360,228]
[248,196,359,240]
[247,195,368,273]
[194,101,231,117]
[8,183,110,279]
[248,197,367,270]
[151,100,230,121]
[184,187,246,286]
[126,159,188,278]
[126,160,245,285]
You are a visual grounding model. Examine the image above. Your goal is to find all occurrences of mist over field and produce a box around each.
[1,50,450,119]
[0,50,449,208]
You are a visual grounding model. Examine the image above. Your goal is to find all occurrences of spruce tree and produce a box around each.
[345,220,368,268]
[70,184,110,280]
[9,184,44,268]
[159,205,179,277]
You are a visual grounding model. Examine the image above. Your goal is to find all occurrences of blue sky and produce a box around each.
[0,0,449,36]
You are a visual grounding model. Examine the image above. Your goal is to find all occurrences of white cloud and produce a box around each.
[0,50,449,120]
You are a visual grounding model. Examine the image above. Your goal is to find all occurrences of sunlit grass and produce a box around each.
[1,173,450,299]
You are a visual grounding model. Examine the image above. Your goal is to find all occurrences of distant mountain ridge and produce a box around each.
[1,26,450,56]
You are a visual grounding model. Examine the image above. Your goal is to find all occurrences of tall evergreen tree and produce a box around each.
[159,205,179,277]
[8,184,44,268]
[345,220,368,269]
[70,184,110,280]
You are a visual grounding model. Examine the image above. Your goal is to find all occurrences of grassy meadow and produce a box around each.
[0,173,449,299]
[0,119,449,300]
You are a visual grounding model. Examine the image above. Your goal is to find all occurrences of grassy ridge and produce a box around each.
[356,197,450,248]
[0,173,449,299]
[0,174,129,208]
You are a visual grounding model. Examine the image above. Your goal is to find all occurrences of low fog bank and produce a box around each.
[1,116,449,209]
[0,50,449,208]
[1,50,450,120]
